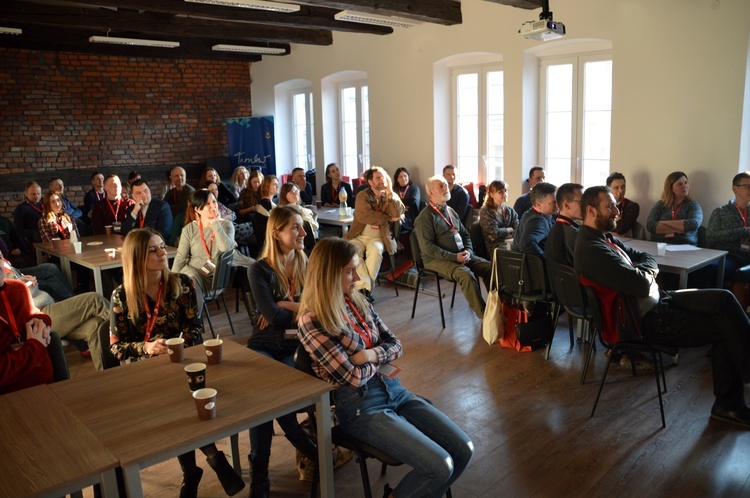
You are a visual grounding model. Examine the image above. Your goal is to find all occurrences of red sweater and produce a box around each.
[0,280,53,394]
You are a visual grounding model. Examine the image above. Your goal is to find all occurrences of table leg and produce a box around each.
[122,465,144,498]
[679,270,688,289]
[61,257,72,285]
[715,255,726,288]
[315,393,335,498]
[94,269,104,296]
[100,469,119,498]
[36,247,44,265]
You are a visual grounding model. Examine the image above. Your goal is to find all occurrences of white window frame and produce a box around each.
[538,52,612,187]
[451,64,504,185]
[291,87,315,171]
[338,80,369,179]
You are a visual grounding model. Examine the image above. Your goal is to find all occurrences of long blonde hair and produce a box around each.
[121,229,181,325]
[299,238,368,333]
[261,206,306,300]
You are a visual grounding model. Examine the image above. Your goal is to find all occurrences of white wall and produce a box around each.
[250,0,750,221]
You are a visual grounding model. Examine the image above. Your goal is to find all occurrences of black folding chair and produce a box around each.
[409,231,457,329]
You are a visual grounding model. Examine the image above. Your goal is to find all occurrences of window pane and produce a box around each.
[584,60,612,111]
[545,158,571,187]
[486,70,504,181]
[582,159,610,188]
[361,86,370,171]
[341,87,358,177]
[546,64,572,112]
[456,73,479,182]
[292,92,308,170]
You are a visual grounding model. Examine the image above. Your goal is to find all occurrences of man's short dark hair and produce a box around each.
[442,164,455,174]
[732,172,750,186]
[580,186,612,221]
[556,183,584,205]
[530,182,557,205]
[292,167,304,175]
[128,171,141,182]
[606,172,626,187]
[528,166,544,180]
[91,171,102,181]
[131,179,148,188]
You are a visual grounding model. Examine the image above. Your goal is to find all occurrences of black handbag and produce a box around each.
[515,254,554,348]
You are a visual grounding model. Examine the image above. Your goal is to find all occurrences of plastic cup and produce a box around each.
[104,248,117,260]
[656,242,667,257]
[104,225,113,235]
[184,363,207,391]
[315,200,322,209]
[204,338,223,364]
[166,337,185,363]
[73,242,82,254]
[193,388,217,420]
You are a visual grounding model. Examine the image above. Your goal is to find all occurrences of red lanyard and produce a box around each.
[671,202,684,220]
[556,216,573,227]
[173,188,181,203]
[142,283,163,343]
[501,206,507,224]
[106,198,121,220]
[0,291,20,342]
[344,297,373,348]
[605,239,634,266]
[198,219,216,258]
[399,186,408,199]
[736,205,748,228]
[430,202,456,233]
[26,200,43,214]
[331,183,338,200]
[287,275,296,300]
[619,199,627,214]
[95,191,105,202]
[55,215,68,236]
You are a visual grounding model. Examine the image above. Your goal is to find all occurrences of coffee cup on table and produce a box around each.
[204,338,223,364]
[73,242,82,253]
[104,225,113,235]
[51,237,61,249]
[184,363,207,391]
[315,200,322,209]
[193,388,217,420]
[166,337,185,363]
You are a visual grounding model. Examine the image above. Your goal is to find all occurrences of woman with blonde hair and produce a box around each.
[298,238,474,498]
[229,166,249,199]
[38,190,80,243]
[278,182,318,252]
[172,189,235,293]
[479,180,519,255]
[110,228,244,498]
[647,171,703,245]
[245,205,318,497]
[237,169,264,220]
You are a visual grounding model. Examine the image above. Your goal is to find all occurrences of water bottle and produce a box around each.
[338,187,348,216]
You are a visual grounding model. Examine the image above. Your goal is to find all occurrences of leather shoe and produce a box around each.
[710,404,750,429]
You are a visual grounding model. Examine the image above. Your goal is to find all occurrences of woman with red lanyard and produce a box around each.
[244,206,323,497]
[110,229,244,498]
[298,237,474,498]
[38,190,80,243]
[172,190,235,294]
[392,167,421,234]
[647,171,703,246]
[479,180,520,256]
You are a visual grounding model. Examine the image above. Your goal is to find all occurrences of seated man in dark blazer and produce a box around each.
[512,182,557,257]
[122,179,173,240]
[544,183,583,267]
[292,167,314,205]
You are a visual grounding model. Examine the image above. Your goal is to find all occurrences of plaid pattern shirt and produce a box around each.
[298,304,402,389]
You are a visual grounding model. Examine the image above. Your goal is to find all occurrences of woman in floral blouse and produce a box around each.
[38,190,80,243]
[110,228,245,498]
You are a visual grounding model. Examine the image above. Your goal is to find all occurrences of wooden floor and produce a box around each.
[66,278,750,498]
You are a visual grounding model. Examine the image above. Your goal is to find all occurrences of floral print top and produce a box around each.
[110,273,203,362]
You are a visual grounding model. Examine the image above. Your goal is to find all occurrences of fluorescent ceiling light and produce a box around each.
[0,27,22,35]
[212,44,286,54]
[186,0,300,13]
[334,10,417,28]
[89,36,180,48]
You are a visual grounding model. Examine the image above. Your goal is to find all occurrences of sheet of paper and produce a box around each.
[665,244,701,252]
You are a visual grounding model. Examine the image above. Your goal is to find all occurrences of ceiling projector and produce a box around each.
[519,19,566,41]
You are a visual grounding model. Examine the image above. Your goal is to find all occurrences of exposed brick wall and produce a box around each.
[0,48,252,219]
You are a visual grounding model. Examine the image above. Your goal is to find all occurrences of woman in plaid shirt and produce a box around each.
[298,238,473,498]
[38,190,80,243]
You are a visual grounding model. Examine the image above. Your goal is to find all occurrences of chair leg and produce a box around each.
[651,351,666,428]
[352,448,374,498]
[230,434,241,474]
[390,254,398,297]
[591,346,617,418]
[411,275,421,319]
[450,281,457,309]
[203,302,216,339]
[435,277,446,329]
[380,462,388,476]
[220,294,236,335]
[581,338,596,385]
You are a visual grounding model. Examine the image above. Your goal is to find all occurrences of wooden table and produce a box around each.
[0,384,119,498]
[50,340,335,497]
[35,234,177,296]
[622,239,727,289]
[313,206,354,235]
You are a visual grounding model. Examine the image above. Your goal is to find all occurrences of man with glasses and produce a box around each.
[544,183,583,267]
[512,182,557,257]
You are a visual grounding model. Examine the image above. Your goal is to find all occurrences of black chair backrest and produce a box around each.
[469,221,487,260]
[584,285,607,343]
[409,231,425,271]
[462,205,474,231]
[547,261,589,311]
[294,342,315,377]
[209,250,234,297]
[495,249,548,299]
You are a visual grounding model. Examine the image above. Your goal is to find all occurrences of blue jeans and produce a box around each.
[334,375,473,498]
[21,263,75,302]
[248,350,317,464]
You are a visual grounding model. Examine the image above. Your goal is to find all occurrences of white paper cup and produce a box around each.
[656,242,667,256]
[73,242,82,253]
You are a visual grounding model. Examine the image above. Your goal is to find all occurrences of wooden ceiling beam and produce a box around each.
[483,0,544,10]
[293,0,462,26]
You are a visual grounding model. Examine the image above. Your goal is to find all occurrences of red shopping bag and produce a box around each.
[499,303,532,352]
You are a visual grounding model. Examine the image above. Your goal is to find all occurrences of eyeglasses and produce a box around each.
[735,184,750,189]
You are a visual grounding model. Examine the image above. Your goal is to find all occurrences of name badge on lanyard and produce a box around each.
[454,231,464,251]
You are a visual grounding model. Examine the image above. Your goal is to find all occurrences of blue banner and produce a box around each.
[226,116,276,176]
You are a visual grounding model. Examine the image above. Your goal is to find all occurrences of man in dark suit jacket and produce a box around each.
[123,180,173,240]
[292,167,314,205]
[544,183,583,267]
[512,182,557,257]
